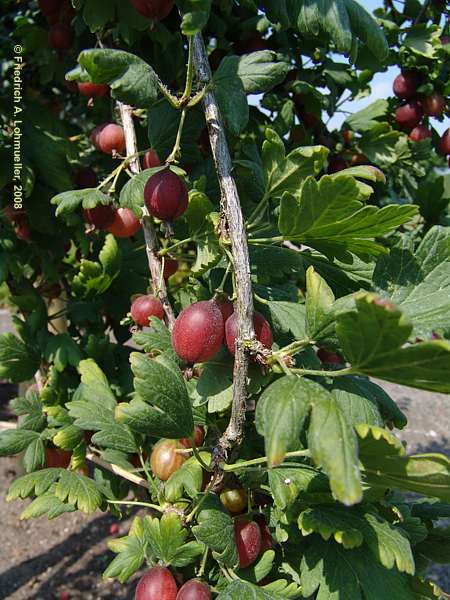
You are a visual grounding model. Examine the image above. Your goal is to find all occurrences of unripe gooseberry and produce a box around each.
[143,149,162,169]
[92,124,126,155]
[409,124,432,142]
[130,0,175,21]
[393,71,419,99]
[163,258,178,279]
[77,82,110,98]
[440,128,450,155]
[220,488,248,514]
[176,579,211,600]
[225,312,273,355]
[172,300,224,364]
[150,439,186,481]
[395,101,423,129]
[180,425,205,449]
[107,207,141,238]
[131,294,165,326]
[45,447,72,468]
[48,23,73,50]
[144,169,188,222]
[234,520,262,568]
[134,566,178,600]
[83,204,116,230]
[422,93,446,117]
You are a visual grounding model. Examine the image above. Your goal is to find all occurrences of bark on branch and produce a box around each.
[118,102,175,329]
[192,36,255,455]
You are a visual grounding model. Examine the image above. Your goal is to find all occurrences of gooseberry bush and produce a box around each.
[1,1,450,598]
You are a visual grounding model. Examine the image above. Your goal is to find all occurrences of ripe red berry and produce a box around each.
[83,204,116,230]
[220,488,248,514]
[150,439,186,481]
[422,93,446,117]
[393,71,419,99]
[77,82,110,98]
[144,169,189,222]
[109,523,119,535]
[234,520,262,568]
[74,167,97,188]
[254,514,273,551]
[163,258,178,279]
[38,0,61,16]
[131,295,165,326]
[176,579,211,600]
[395,101,423,129]
[172,301,224,364]
[92,124,126,155]
[180,425,205,449]
[130,0,174,21]
[317,348,344,364]
[409,124,432,142]
[440,128,450,155]
[108,207,141,238]
[48,23,73,50]
[135,567,178,600]
[213,297,234,324]
[45,447,72,468]
[327,156,348,173]
[225,312,273,355]
[59,591,71,600]
[143,149,162,169]
[15,221,31,241]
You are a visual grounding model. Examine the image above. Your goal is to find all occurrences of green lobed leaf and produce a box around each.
[7,469,62,501]
[344,99,389,131]
[20,489,76,520]
[305,266,335,340]
[192,493,239,567]
[104,517,147,583]
[0,428,40,457]
[337,293,450,392]
[130,353,194,438]
[213,56,249,135]
[69,49,159,108]
[255,376,313,467]
[237,51,290,94]
[164,453,209,502]
[216,580,286,599]
[268,464,331,509]
[308,384,362,505]
[178,0,212,34]
[145,512,204,567]
[23,437,46,473]
[44,334,83,372]
[278,176,417,259]
[51,188,111,217]
[54,470,103,514]
[262,128,328,200]
[0,332,40,383]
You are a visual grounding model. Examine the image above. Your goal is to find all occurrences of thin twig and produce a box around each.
[192,36,255,458]
[86,451,150,489]
[118,102,175,329]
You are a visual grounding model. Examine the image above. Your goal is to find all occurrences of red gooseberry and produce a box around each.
[74,167,97,189]
[144,169,189,222]
[83,204,116,230]
[440,129,450,155]
[225,312,273,355]
[130,0,175,21]
[150,439,186,481]
[77,82,110,98]
[48,23,73,50]
[422,93,446,117]
[108,207,141,238]
[395,101,423,129]
[143,149,162,169]
[176,579,211,600]
[172,300,224,364]
[392,71,419,100]
[234,520,262,568]
[45,447,72,468]
[180,425,205,449]
[409,124,432,142]
[130,295,165,327]
[134,566,178,600]
[254,514,274,551]
[94,124,126,155]
[163,258,178,279]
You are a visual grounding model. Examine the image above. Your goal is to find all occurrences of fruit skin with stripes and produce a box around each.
[134,567,178,600]
[172,301,224,364]
[131,295,165,326]
[144,169,189,221]
[107,208,141,238]
[225,311,273,355]
[150,439,186,481]
[234,519,262,568]
[176,579,211,599]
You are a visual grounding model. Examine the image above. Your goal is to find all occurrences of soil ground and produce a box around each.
[0,310,449,599]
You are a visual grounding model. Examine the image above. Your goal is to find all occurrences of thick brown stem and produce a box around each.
[192,36,255,454]
[118,102,175,329]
